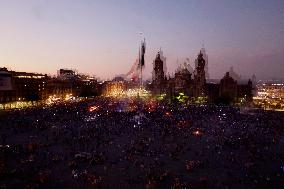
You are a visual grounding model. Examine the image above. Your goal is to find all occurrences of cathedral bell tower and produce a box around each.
[193,51,206,97]
[152,51,165,94]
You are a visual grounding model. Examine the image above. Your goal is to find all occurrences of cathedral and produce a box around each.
[150,50,252,104]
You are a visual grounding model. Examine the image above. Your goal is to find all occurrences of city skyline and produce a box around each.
[1,2,284,188]
[0,0,284,80]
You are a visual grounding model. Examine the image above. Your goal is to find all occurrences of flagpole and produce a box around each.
[141,51,142,90]
[141,38,145,90]
[137,44,141,99]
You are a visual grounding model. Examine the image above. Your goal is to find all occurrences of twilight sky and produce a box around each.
[0,0,283,80]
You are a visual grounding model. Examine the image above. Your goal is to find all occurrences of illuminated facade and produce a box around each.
[254,83,284,110]
[102,81,126,97]
[46,79,72,99]
[102,79,150,98]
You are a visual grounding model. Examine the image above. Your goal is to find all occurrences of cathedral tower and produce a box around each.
[152,51,166,94]
[193,51,206,97]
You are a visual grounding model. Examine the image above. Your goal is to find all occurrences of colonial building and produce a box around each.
[172,63,192,95]
[11,71,49,101]
[204,72,253,105]
[0,67,101,105]
[219,72,238,103]
[0,68,15,103]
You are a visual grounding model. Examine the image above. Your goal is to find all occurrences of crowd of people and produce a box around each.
[0,97,284,189]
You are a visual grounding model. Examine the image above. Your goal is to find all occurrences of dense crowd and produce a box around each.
[0,97,284,189]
